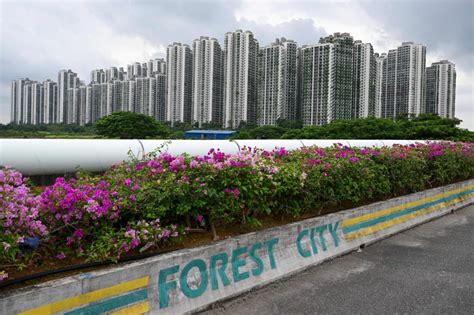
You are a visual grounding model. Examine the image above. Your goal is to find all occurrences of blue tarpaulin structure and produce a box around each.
[184,130,237,140]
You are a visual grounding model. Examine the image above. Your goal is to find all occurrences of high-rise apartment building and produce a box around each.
[127,62,143,79]
[382,42,426,118]
[257,38,298,126]
[374,53,387,118]
[91,69,106,84]
[10,78,32,124]
[22,82,34,124]
[426,60,456,118]
[43,80,57,124]
[134,77,151,115]
[166,43,193,125]
[57,69,80,124]
[153,74,167,122]
[223,30,259,128]
[319,32,354,121]
[192,36,224,127]
[300,43,334,126]
[147,58,167,76]
[31,82,44,124]
[353,40,376,118]
[69,81,86,125]
[78,86,87,126]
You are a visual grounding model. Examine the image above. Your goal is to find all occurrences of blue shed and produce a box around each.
[184,130,237,140]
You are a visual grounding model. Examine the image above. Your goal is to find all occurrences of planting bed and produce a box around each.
[1,142,473,287]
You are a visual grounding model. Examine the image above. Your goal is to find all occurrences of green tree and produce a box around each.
[276,119,303,129]
[95,111,169,139]
[249,126,286,139]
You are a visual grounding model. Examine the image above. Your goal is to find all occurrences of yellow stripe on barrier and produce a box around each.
[345,193,474,241]
[342,185,474,228]
[109,301,150,315]
[18,276,149,315]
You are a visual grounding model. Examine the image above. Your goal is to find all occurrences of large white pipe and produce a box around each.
[0,139,426,175]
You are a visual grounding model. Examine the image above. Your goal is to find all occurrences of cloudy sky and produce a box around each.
[0,0,472,128]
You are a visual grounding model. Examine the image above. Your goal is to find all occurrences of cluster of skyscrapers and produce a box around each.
[10,30,456,128]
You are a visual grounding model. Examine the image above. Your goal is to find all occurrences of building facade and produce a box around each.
[192,36,224,127]
[57,69,80,124]
[382,42,426,118]
[257,38,298,126]
[426,60,456,118]
[319,32,354,121]
[223,30,259,128]
[300,43,334,126]
[166,43,193,126]
[374,53,387,118]
[352,40,376,118]
[10,78,33,124]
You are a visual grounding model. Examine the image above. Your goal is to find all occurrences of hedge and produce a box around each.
[1,142,473,282]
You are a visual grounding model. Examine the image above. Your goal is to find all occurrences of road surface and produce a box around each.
[201,205,474,314]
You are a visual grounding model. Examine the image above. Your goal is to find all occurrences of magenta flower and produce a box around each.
[56,252,66,260]
[308,159,321,165]
[233,188,240,199]
[196,214,204,223]
[124,179,132,186]
[129,194,136,201]
[130,239,139,248]
[66,237,74,245]
[73,229,84,240]
[349,157,359,163]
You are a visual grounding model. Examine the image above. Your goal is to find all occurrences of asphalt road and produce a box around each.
[200,205,474,315]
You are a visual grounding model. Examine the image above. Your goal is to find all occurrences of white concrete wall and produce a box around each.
[0,139,427,175]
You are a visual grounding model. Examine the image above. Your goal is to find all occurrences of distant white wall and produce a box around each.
[0,139,425,175]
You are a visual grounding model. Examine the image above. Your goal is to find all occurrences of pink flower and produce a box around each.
[233,188,240,199]
[129,194,136,201]
[308,159,321,165]
[124,179,132,186]
[196,214,204,223]
[66,237,74,245]
[73,229,84,240]
[56,252,66,260]
[130,239,139,248]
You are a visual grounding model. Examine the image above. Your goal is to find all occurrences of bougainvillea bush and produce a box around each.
[1,142,473,281]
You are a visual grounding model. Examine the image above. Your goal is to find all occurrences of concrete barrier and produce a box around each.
[1,179,473,315]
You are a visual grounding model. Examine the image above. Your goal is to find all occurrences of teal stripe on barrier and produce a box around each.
[64,288,148,315]
[342,189,474,235]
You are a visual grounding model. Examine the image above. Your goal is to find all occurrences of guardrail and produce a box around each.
[0,139,425,176]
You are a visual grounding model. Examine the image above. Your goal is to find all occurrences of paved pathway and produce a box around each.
[201,205,474,314]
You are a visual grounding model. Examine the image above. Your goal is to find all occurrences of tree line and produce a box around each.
[1,112,473,142]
